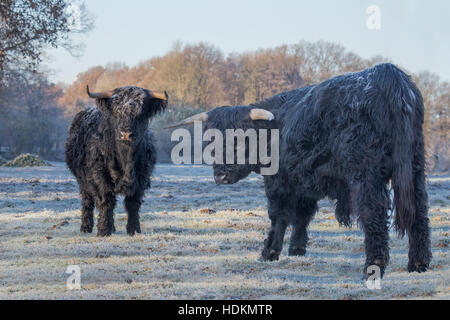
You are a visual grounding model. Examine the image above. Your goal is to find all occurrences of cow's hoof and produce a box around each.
[260,249,280,262]
[408,261,429,273]
[80,225,93,233]
[126,229,140,236]
[135,224,141,234]
[97,229,113,237]
[288,247,306,256]
[126,224,141,236]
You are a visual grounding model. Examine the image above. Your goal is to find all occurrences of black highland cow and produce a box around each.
[171,63,431,277]
[66,86,167,237]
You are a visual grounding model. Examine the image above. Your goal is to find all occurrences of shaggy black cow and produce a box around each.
[171,63,431,277]
[66,86,167,237]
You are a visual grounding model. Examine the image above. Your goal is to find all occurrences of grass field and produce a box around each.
[0,163,448,299]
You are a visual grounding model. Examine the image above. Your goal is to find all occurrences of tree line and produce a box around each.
[60,41,382,115]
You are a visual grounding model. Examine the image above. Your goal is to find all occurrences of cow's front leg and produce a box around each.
[289,198,317,256]
[124,190,144,236]
[261,200,289,261]
[95,192,116,237]
[80,191,95,233]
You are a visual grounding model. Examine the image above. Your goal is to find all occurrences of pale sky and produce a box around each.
[46,0,450,84]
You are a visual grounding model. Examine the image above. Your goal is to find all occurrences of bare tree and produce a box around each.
[414,71,450,171]
[0,0,93,82]
[140,42,224,109]
[291,40,365,85]
[236,45,304,104]
[0,71,67,158]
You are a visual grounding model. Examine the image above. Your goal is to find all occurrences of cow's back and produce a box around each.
[278,66,397,197]
[65,107,102,177]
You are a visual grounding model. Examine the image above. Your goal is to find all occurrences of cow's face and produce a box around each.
[169,106,275,185]
[205,107,258,184]
[90,86,167,146]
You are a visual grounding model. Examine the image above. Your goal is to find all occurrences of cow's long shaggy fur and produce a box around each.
[203,63,431,277]
[66,86,167,236]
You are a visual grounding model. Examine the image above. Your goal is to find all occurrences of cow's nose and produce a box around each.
[214,174,228,185]
[120,131,133,142]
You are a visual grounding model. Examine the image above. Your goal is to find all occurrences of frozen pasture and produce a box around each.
[0,163,448,299]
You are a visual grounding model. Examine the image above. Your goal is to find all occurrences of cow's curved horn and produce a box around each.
[249,108,275,121]
[150,90,168,100]
[165,112,208,129]
[86,85,114,99]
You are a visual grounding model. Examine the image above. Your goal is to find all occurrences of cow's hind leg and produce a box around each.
[407,162,432,272]
[357,179,390,279]
[289,198,317,256]
[80,192,94,233]
[95,192,116,237]
[261,199,289,261]
[124,191,143,236]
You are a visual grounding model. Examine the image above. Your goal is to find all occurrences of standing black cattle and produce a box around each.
[170,63,431,277]
[66,86,167,237]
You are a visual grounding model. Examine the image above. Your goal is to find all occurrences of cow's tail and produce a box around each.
[372,63,425,236]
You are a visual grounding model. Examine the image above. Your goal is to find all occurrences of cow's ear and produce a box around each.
[145,93,168,118]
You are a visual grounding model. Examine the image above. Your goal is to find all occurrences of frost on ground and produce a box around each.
[0,163,448,300]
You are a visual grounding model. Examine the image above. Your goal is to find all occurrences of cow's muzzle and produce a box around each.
[120,131,133,142]
[214,174,229,185]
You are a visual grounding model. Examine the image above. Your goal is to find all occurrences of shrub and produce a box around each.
[3,153,51,167]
